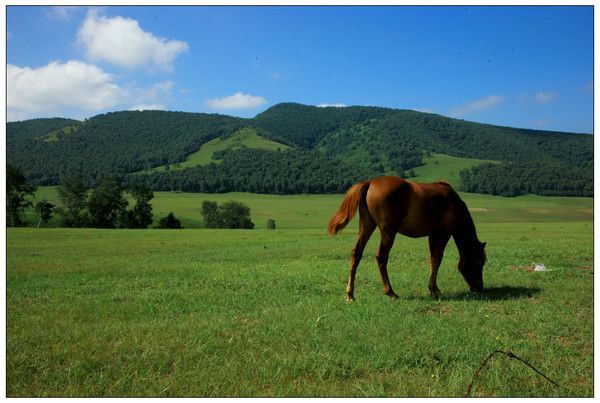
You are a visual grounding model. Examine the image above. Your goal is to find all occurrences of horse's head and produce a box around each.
[458,241,486,292]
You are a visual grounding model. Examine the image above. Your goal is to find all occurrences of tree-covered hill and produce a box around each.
[6,103,593,196]
[251,102,394,148]
[6,118,80,141]
[8,111,243,185]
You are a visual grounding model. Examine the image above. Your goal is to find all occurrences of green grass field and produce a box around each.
[7,189,594,397]
[146,127,292,172]
[31,185,592,230]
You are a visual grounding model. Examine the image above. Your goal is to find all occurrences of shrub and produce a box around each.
[157,212,182,229]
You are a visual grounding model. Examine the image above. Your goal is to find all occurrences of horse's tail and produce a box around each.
[328,181,370,236]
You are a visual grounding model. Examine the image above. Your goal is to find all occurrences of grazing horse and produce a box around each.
[328,176,486,301]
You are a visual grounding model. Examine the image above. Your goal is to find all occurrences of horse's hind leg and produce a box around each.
[428,232,450,299]
[346,212,375,302]
[376,229,399,299]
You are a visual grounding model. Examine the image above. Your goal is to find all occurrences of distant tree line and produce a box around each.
[127,148,375,194]
[55,176,155,228]
[7,164,156,228]
[7,164,256,229]
[460,162,593,197]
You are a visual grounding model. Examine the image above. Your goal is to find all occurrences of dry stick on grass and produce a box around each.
[465,349,560,397]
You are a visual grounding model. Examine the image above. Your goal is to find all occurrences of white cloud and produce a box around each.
[317,103,347,108]
[534,91,557,104]
[7,60,126,121]
[77,10,188,71]
[130,104,166,111]
[45,6,79,21]
[534,118,549,127]
[448,95,503,117]
[205,92,267,110]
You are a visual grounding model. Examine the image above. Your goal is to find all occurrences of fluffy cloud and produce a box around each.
[205,92,267,110]
[448,95,503,117]
[77,10,188,71]
[7,60,126,120]
[317,103,347,108]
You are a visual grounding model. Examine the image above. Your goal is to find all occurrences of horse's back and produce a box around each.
[365,176,459,237]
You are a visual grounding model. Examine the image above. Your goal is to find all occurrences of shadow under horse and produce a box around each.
[328,176,487,301]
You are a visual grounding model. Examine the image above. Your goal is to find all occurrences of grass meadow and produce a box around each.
[7,189,593,397]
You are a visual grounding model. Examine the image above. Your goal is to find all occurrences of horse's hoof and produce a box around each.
[386,292,399,300]
[429,291,441,300]
[346,295,355,303]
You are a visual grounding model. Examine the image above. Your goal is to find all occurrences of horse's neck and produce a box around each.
[451,201,479,254]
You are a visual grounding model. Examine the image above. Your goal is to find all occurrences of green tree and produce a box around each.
[7,164,35,227]
[267,218,276,230]
[219,201,254,229]
[157,212,182,229]
[87,178,127,228]
[202,200,222,228]
[34,199,55,228]
[125,184,154,228]
[57,176,89,227]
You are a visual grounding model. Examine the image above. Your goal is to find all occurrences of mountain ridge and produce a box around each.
[7,102,593,197]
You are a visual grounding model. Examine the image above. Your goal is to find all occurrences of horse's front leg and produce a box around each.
[376,230,398,299]
[428,233,450,299]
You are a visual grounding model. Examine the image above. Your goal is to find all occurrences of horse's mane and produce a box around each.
[452,195,479,248]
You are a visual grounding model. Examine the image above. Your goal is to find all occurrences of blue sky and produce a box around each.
[6,5,593,133]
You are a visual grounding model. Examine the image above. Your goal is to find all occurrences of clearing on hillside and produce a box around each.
[147,127,292,172]
[411,153,500,187]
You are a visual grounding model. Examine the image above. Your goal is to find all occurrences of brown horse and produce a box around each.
[328,176,486,301]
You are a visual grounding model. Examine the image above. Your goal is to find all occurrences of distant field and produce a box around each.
[31,186,593,229]
[146,127,292,172]
[411,153,499,187]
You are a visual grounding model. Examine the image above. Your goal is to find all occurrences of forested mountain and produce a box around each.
[6,103,593,196]
[7,111,243,185]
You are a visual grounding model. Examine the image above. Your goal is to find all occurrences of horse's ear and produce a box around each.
[481,242,487,249]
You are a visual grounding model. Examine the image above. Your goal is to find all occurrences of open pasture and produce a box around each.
[31,186,592,229]
[7,192,593,397]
